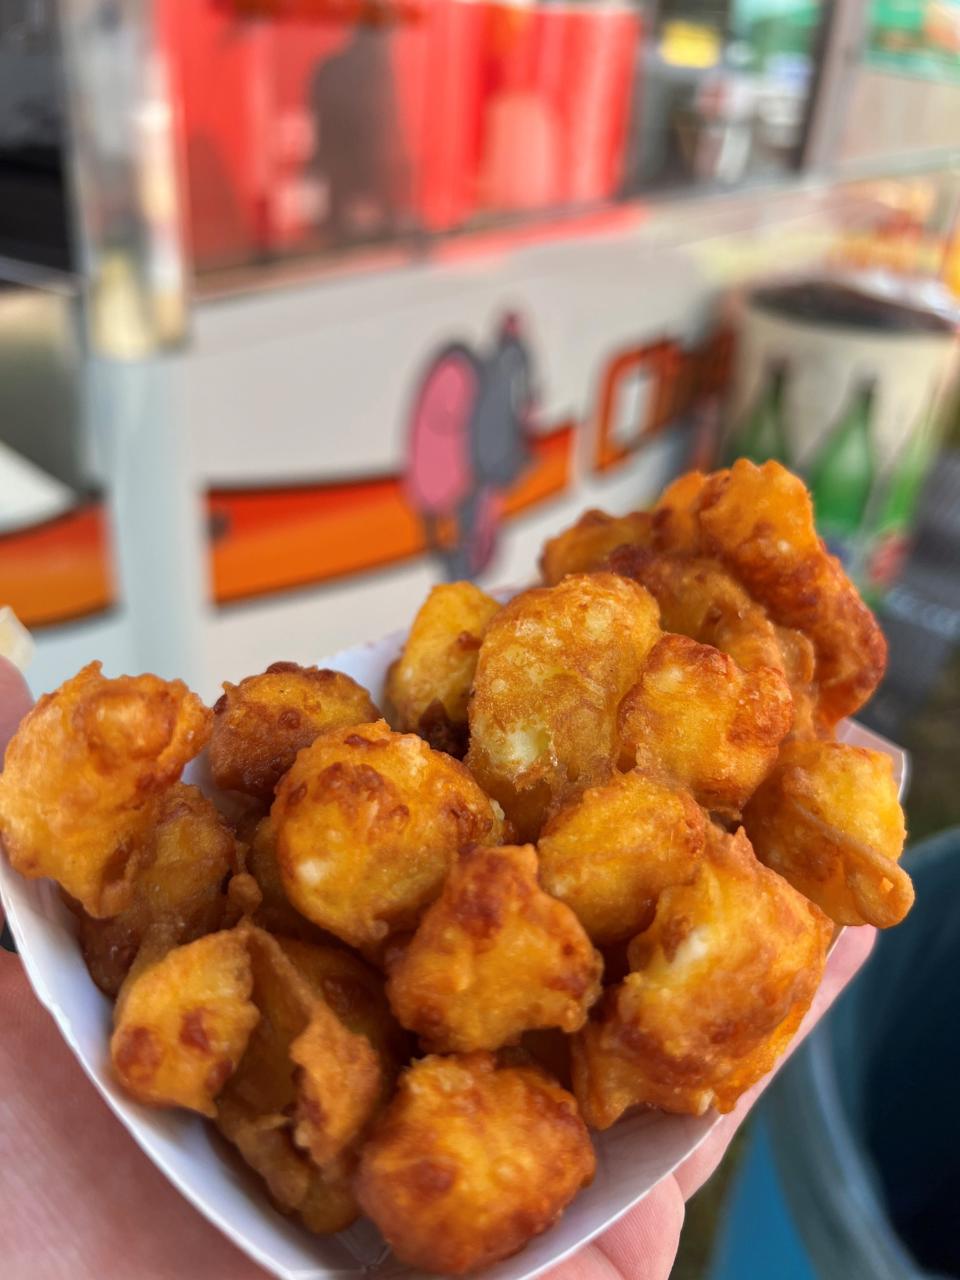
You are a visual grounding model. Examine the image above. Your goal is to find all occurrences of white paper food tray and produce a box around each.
[0,623,908,1280]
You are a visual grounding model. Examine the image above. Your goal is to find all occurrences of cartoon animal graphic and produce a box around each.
[404,314,537,579]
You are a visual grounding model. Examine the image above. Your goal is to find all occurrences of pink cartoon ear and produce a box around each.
[403,346,479,514]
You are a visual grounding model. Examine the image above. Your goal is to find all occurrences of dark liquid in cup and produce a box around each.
[751,282,953,335]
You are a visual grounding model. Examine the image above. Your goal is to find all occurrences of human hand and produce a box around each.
[0,658,875,1279]
[545,924,875,1280]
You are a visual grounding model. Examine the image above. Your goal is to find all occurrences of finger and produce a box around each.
[0,657,32,752]
[674,924,876,1200]
[594,1176,685,1278]
[547,1179,685,1280]
[0,952,268,1279]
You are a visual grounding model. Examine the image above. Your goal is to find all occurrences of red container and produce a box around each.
[163,1,274,270]
[162,1,641,268]
[476,3,640,214]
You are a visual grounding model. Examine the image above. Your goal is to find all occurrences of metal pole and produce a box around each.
[55,0,211,689]
[802,0,871,173]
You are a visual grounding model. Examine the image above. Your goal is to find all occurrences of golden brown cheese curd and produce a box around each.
[209,662,380,800]
[386,581,500,755]
[241,814,334,943]
[606,547,784,675]
[648,468,708,554]
[571,827,831,1125]
[272,720,504,949]
[696,459,886,725]
[0,662,211,918]
[466,574,661,840]
[111,929,259,1116]
[605,545,818,738]
[386,844,602,1052]
[538,770,706,945]
[618,634,793,815]
[355,1052,596,1275]
[216,1097,359,1235]
[290,999,382,1168]
[277,935,410,1101]
[78,782,240,997]
[215,926,376,1233]
[539,508,653,585]
[742,738,910,928]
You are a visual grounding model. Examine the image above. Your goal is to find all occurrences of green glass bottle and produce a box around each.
[860,404,937,596]
[726,358,791,466]
[874,412,933,536]
[807,378,876,544]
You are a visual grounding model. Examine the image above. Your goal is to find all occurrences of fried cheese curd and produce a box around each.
[539,508,654,585]
[277,935,410,1100]
[273,720,504,950]
[0,662,212,917]
[538,770,707,945]
[386,582,500,755]
[743,738,911,928]
[618,633,793,815]
[240,813,335,943]
[694,460,887,726]
[607,547,822,742]
[466,574,661,840]
[111,928,259,1116]
[216,927,380,1233]
[78,782,241,996]
[540,461,884,732]
[355,1052,595,1275]
[386,844,602,1052]
[572,827,831,1125]
[209,662,380,800]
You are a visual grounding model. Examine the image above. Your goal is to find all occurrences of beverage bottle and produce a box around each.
[726,358,791,465]
[863,389,949,592]
[807,378,876,547]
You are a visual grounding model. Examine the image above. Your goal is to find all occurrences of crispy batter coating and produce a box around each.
[386,582,500,755]
[386,844,602,1052]
[605,546,818,739]
[78,782,240,996]
[539,509,653,586]
[618,634,793,814]
[355,1052,596,1274]
[571,827,831,1124]
[111,929,259,1116]
[606,548,783,675]
[216,1100,358,1234]
[538,771,706,945]
[215,926,373,1233]
[466,574,661,840]
[697,460,886,725]
[0,662,211,917]
[648,469,708,554]
[272,720,504,949]
[290,997,382,1167]
[241,814,333,943]
[209,662,379,800]
[742,739,911,927]
[277,935,410,1116]
[773,624,818,740]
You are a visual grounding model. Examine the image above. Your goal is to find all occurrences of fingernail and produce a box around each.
[0,607,34,673]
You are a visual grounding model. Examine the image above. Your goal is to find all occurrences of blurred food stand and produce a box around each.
[0,0,959,702]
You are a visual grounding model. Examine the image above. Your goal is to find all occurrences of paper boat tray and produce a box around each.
[0,623,907,1280]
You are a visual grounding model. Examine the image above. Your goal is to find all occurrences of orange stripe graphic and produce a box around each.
[0,425,574,626]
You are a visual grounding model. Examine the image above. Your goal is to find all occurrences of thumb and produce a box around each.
[0,657,33,755]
